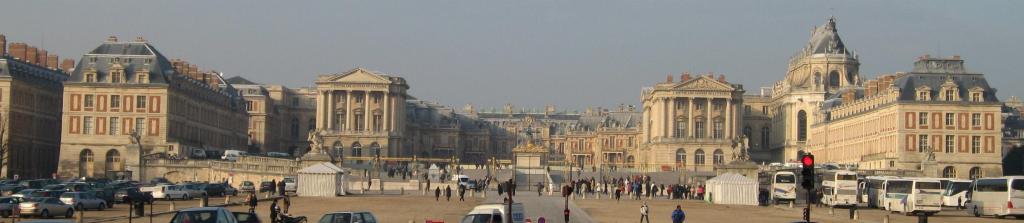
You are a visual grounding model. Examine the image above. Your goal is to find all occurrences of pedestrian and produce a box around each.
[537,182,544,196]
[247,193,258,213]
[282,195,291,214]
[459,185,466,201]
[445,185,452,202]
[270,179,277,195]
[615,188,622,202]
[435,186,441,201]
[278,180,287,196]
[269,199,280,223]
[671,205,686,223]
[640,201,650,223]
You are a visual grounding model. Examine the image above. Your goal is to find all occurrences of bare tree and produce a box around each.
[0,120,9,177]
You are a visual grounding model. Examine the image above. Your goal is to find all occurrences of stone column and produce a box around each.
[382,92,390,132]
[670,98,677,138]
[688,98,694,138]
[653,98,662,139]
[316,90,325,129]
[725,99,731,139]
[706,98,712,138]
[327,91,335,130]
[346,91,353,131]
[663,98,670,138]
[364,91,371,132]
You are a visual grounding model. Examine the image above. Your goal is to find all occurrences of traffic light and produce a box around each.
[802,208,810,222]
[800,154,815,190]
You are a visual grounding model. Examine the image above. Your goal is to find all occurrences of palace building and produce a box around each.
[313,68,410,158]
[225,76,317,155]
[58,36,249,179]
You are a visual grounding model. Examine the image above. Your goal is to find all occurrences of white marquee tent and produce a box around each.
[297,162,348,197]
[705,173,758,205]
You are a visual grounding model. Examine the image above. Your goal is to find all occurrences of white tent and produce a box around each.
[297,162,348,197]
[705,173,758,205]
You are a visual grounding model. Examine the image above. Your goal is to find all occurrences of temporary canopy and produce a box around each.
[297,162,348,197]
[705,173,758,205]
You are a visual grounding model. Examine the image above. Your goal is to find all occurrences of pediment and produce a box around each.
[671,76,734,91]
[323,68,391,84]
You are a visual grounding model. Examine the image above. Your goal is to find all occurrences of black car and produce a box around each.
[258,181,275,193]
[203,183,237,197]
[0,184,25,196]
[114,187,153,204]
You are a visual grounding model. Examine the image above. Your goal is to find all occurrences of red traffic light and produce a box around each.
[801,154,814,167]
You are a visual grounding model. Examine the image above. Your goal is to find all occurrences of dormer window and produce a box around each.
[110,70,124,83]
[85,73,97,83]
[944,90,955,101]
[917,91,930,101]
[968,87,985,102]
[972,92,982,102]
[135,69,150,84]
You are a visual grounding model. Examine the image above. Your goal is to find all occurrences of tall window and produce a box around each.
[246,101,253,111]
[712,120,724,139]
[971,93,982,102]
[945,113,955,126]
[79,149,94,177]
[712,149,724,165]
[918,112,928,126]
[105,150,122,172]
[797,110,807,142]
[308,118,315,131]
[970,136,981,154]
[694,149,705,165]
[918,135,929,152]
[971,113,981,127]
[109,117,120,135]
[83,117,94,134]
[945,90,955,101]
[969,167,983,180]
[828,71,841,87]
[675,149,686,166]
[762,106,768,115]
[290,118,299,138]
[135,118,145,134]
[136,96,147,109]
[84,95,94,108]
[945,135,955,153]
[761,127,770,149]
[675,120,687,138]
[695,121,706,138]
[743,126,752,139]
[111,95,121,108]
[942,166,956,178]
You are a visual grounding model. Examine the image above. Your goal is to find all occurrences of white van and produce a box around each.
[885,179,942,216]
[770,171,797,204]
[455,175,471,189]
[965,176,1024,218]
[461,203,525,223]
[821,170,858,207]
[942,180,971,207]
[221,150,247,161]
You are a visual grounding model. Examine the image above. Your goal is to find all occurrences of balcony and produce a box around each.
[325,130,393,137]
[650,137,732,145]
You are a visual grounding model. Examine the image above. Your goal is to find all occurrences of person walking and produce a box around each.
[536,182,544,196]
[270,179,277,196]
[445,185,452,202]
[247,193,258,213]
[459,185,466,201]
[639,202,650,223]
[282,195,291,214]
[671,205,686,223]
[278,180,287,196]
[434,186,441,201]
[269,199,280,223]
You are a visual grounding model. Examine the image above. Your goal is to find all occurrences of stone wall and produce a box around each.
[144,156,301,187]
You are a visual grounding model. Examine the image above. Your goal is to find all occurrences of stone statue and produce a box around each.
[732,136,751,162]
[307,129,325,154]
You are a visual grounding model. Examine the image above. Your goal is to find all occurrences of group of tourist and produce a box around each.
[558,174,706,202]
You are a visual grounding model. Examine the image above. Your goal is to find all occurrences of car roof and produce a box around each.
[325,211,370,214]
[180,207,227,212]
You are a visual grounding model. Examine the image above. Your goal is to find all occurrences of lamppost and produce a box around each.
[564,161,572,223]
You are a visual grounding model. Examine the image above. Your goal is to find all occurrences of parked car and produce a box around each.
[179,184,208,198]
[0,196,25,218]
[318,212,378,223]
[13,189,61,199]
[170,207,239,223]
[59,192,107,211]
[20,180,57,190]
[239,181,255,193]
[40,185,66,193]
[87,189,115,208]
[204,183,237,197]
[233,212,260,223]
[141,185,189,200]
[115,187,153,204]
[149,178,172,185]
[0,184,26,196]
[258,181,275,193]
[18,197,75,219]
[222,150,247,161]
[282,177,297,194]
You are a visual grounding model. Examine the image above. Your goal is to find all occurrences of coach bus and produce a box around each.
[886,178,942,216]
[821,170,859,207]
[770,171,798,205]
[965,176,1024,218]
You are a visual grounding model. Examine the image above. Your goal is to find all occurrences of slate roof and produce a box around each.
[805,17,851,56]
[225,76,259,85]
[70,40,175,84]
[893,58,997,102]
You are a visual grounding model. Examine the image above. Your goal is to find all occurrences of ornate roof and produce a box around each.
[804,17,851,56]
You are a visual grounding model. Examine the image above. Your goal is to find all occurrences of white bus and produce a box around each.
[821,170,859,207]
[965,176,1024,218]
[885,178,942,216]
[942,179,971,208]
[770,171,797,204]
[863,176,899,209]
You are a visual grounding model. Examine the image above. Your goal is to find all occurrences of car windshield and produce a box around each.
[171,211,222,223]
[836,174,857,181]
[17,190,34,195]
[319,213,352,223]
[59,193,76,198]
[776,175,795,183]
[43,185,63,190]
[461,214,500,223]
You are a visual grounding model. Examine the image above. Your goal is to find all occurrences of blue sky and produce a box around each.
[2,1,1021,111]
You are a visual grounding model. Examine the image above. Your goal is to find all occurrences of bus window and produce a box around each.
[776,175,795,183]
[915,182,941,194]
[887,181,912,194]
[837,174,857,181]
[975,179,1008,192]
[1012,179,1024,192]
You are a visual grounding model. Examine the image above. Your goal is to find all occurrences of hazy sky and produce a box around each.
[2,1,1021,111]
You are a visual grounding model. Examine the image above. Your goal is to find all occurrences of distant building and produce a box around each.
[806,56,1003,179]
[225,76,316,155]
[313,68,410,159]
[0,34,69,178]
[58,36,249,179]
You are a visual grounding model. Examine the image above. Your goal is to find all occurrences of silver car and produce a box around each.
[179,184,208,199]
[59,192,106,211]
[18,197,74,219]
[0,196,25,218]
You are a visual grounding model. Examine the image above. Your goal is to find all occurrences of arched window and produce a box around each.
[290,117,299,138]
[370,142,381,156]
[814,72,822,85]
[307,118,315,131]
[713,149,724,165]
[761,127,770,149]
[797,110,808,142]
[80,149,95,178]
[105,149,122,173]
[351,142,363,157]
[743,126,752,138]
[846,71,856,85]
[969,167,983,180]
[675,149,686,165]
[694,149,705,165]
[942,166,957,178]
[332,141,343,158]
[829,71,841,87]
[626,155,635,165]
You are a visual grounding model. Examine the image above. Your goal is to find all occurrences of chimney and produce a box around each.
[842,90,855,103]
[46,55,58,69]
[38,49,48,66]
[666,74,673,83]
[0,34,6,56]
[106,36,118,42]
[682,72,692,81]
[9,43,27,60]
[25,46,37,64]
[134,36,146,42]
[60,59,75,73]
[717,74,726,83]
[865,80,877,96]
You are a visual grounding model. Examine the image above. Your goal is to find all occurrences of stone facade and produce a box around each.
[806,56,1003,179]
[0,34,69,178]
[314,68,409,159]
[58,37,249,179]
[226,77,316,155]
[638,74,744,172]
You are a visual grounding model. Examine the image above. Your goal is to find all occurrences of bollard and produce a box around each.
[76,209,84,223]
[883,214,890,223]
[853,209,859,220]
[829,206,834,215]
[788,200,794,208]
[225,195,231,205]
[169,200,176,212]
[849,206,857,220]
[401,187,405,195]
[917,213,928,223]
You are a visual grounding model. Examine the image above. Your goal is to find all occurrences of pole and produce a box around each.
[565,162,572,223]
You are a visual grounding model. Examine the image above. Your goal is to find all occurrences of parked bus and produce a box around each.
[965,176,1024,218]
[942,179,971,208]
[863,176,899,209]
[821,170,859,207]
[885,178,942,216]
[770,171,798,204]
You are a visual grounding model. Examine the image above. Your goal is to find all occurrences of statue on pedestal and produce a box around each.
[307,129,325,154]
